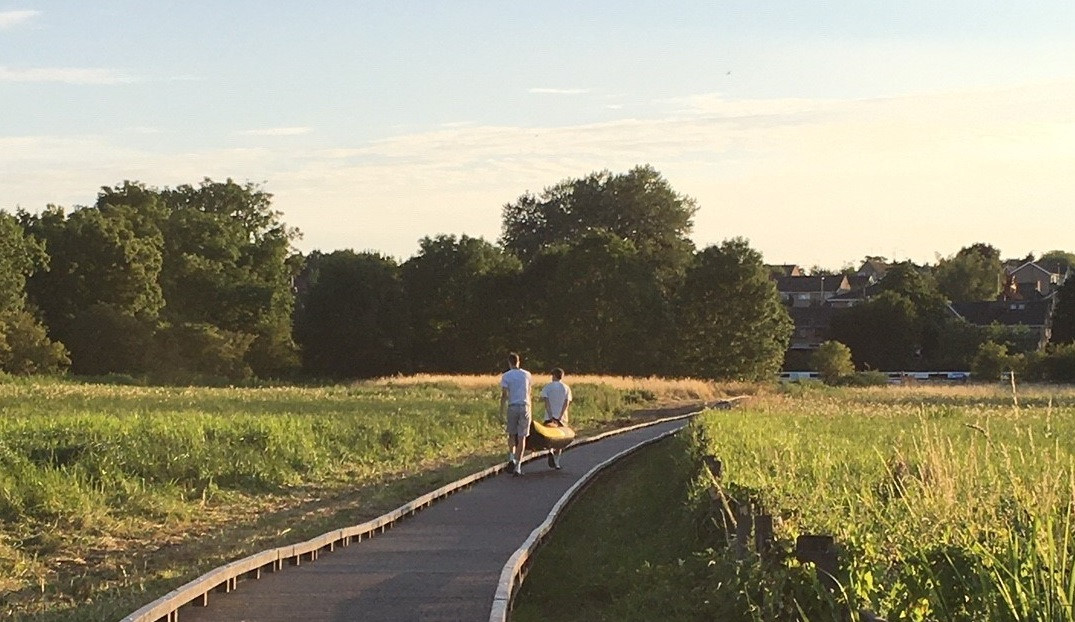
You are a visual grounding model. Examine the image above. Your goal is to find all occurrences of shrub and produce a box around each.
[150,322,255,384]
[1038,343,1075,383]
[0,309,70,375]
[971,341,1011,383]
[811,340,855,385]
[63,303,155,376]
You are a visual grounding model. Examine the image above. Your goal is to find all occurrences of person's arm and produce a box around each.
[560,387,571,424]
[500,387,508,418]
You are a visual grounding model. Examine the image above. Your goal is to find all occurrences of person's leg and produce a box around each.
[506,408,521,467]
[514,433,527,474]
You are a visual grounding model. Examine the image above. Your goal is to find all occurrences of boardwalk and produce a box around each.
[175,418,689,622]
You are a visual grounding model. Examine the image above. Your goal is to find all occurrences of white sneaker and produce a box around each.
[513,462,523,477]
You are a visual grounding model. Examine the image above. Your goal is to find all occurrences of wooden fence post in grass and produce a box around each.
[754,514,774,556]
[735,505,752,559]
[703,455,722,478]
[794,534,838,591]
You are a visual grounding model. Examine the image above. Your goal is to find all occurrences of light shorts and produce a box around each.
[506,403,532,437]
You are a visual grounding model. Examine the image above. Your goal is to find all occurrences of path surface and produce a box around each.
[177,418,688,622]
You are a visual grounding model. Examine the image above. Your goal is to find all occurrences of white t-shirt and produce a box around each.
[540,380,572,421]
[500,368,532,405]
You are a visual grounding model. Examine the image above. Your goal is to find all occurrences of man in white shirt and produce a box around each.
[540,367,572,469]
[499,352,532,476]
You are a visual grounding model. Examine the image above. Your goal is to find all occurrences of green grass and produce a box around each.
[511,431,715,622]
[0,375,684,621]
[513,384,1075,621]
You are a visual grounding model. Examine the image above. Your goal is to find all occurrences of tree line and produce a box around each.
[804,247,1075,382]
[0,166,793,383]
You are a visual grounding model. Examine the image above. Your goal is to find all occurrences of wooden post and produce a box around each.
[703,456,722,478]
[795,534,838,591]
[735,506,751,559]
[754,514,774,556]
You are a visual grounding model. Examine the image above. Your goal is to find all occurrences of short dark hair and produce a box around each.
[551,367,564,380]
[507,352,520,367]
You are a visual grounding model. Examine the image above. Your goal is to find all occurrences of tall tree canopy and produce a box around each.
[829,291,921,371]
[294,251,411,379]
[1051,278,1075,345]
[156,179,300,376]
[401,235,521,373]
[525,231,671,375]
[673,238,792,380]
[935,243,1003,302]
[21,203,165,338]
[0,211,47,314]
[1039,250,1075,276]
[500,165,697,284]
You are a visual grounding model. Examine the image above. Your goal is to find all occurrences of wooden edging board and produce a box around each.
[120,400,739,622]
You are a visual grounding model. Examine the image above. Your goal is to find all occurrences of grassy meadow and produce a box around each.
[515,382,1075,621]
[0,373,721,621]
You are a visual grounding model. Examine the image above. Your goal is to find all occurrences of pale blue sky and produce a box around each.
[3,2,1074,268]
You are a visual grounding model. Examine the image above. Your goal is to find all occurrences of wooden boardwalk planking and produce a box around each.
[167,418,690,622]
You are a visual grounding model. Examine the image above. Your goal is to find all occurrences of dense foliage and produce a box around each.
[3,166,1071,381]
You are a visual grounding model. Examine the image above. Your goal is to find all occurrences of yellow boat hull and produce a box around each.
[528,419,576,450]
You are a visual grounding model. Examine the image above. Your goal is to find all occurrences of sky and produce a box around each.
[2,1,1074,270]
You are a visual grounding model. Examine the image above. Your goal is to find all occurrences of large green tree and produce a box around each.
[935,243,1003,302]
[526,231,671,375]
[20,203,164,347]
[1039,250,1075,276]
[294,251,411,379]
[829,291,920,370]
[156,179,300,377]
[1051,277,1075,344]
[0,211,68,375]
[0,211,47,314]
[500,165,697,286]
[672,238,792,380]
[401,234,522,373]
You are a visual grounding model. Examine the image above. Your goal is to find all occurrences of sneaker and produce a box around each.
[513,463,523,477]
[547,453,556,468]
[553,454,562,470]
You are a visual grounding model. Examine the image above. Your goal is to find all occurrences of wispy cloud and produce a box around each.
[529,87,590,95]
[239,127,312,136]
[0,65,134,84]
[4,80,1073,265]
[0,9,38,29]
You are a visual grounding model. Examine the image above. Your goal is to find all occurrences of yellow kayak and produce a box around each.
[528,419,576,450]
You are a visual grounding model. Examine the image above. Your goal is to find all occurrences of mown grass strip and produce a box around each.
[510,430,716,621]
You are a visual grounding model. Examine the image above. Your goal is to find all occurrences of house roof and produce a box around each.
[787,305,839,327]
[767,264,802,278]
[949,299,1053,327]
[828,280,882,301]
[1008,261,1054,278]
[856,259,890,278]
[775,275,848,293]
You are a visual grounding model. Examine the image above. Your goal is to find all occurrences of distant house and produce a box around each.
[949,298,1055,350]
[855,259,890,282]
[826,275,880,308]
[767,264,803,279]
[775,275,850,308]
[1004,261,1065,299]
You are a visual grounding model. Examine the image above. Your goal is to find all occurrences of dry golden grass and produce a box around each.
[363,373,762,403]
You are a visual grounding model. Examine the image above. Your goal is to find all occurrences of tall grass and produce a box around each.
[692,385,1075,621]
